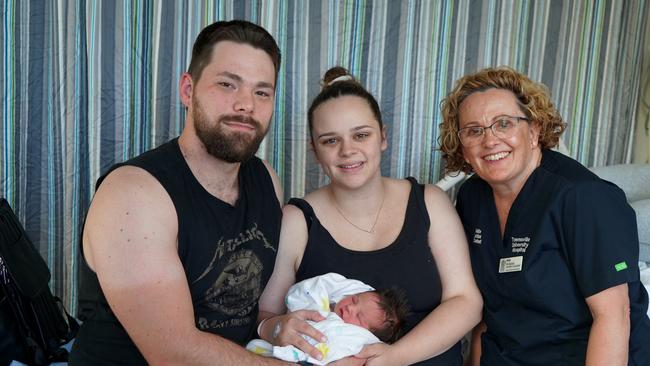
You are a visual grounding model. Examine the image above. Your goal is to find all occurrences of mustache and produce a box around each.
[218,114,262,130]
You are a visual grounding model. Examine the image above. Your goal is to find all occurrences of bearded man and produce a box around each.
[70,20,292,365]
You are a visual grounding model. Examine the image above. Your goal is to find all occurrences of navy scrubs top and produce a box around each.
[456,149,650,365]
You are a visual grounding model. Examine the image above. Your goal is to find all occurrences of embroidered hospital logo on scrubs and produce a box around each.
[473,228,482,245]
[510,236,530,253]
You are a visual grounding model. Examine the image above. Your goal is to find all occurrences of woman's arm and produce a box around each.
[585,283,630,366]
[364,185,483,365]
[561,182,635,365]
[258,204,326,360]
[465,321,486,366]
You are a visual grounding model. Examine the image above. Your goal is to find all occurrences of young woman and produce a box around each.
[257,67,482,366]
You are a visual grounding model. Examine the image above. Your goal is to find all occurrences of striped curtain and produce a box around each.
[1,0,648,313]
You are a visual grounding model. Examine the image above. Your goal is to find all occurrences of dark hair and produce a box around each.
[371,288,411,344]
[439,66,566,173]
[187,20,281,83]
[307,66,383,141]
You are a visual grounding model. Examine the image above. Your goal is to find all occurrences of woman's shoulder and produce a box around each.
[403,178,455,216]
[539,150,597,181]
[286,188,333,223]
[391,176,446,193]
[380,177,450,206]
[384,176,414,193]
[299,187,330,207]
[379,178,416,209]
[397,177,449,203]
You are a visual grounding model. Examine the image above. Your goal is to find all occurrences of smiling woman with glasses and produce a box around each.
[438,66,650,366]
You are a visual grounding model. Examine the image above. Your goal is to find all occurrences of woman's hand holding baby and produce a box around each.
[328,356,368,366]
[329,343,403,366]
[260,310,327,361]
[356,343,405,366]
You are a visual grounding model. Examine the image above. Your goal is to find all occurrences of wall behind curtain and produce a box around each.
[1,0,648,312]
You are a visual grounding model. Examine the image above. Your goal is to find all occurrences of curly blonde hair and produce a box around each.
[438,66,566,173]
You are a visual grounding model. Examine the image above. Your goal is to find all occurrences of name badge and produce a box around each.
[498,256,523,273]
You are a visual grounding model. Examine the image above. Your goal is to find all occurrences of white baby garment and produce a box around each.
[247,273,381,365]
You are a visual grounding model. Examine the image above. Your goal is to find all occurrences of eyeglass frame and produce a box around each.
[456,115,529,147]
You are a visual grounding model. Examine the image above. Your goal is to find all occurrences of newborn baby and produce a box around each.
[247,273,409,365]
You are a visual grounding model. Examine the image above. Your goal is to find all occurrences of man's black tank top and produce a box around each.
[71,138,281,365]
[292,177,462,366]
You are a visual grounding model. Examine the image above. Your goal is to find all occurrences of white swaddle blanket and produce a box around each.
[247,273,382,365]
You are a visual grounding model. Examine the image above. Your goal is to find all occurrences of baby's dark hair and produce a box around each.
[371,288,410,343]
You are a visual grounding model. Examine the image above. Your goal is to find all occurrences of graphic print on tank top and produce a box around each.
[192,222,277,330]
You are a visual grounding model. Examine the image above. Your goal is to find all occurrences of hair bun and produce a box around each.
[321,66,356,89]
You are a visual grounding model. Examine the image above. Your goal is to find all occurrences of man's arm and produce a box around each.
[585,283,630,366]
[83,166,288,365]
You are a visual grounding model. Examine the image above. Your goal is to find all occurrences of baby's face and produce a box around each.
[333,292,385,331]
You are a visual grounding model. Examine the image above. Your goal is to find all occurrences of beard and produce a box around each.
[192,98,268,163]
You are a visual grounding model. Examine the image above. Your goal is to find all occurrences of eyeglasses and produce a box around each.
[457,115,529,147]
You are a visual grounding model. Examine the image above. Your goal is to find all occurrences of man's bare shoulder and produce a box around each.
[83,165,177,271]
[98,165,161,190]
[92,165,173,209]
